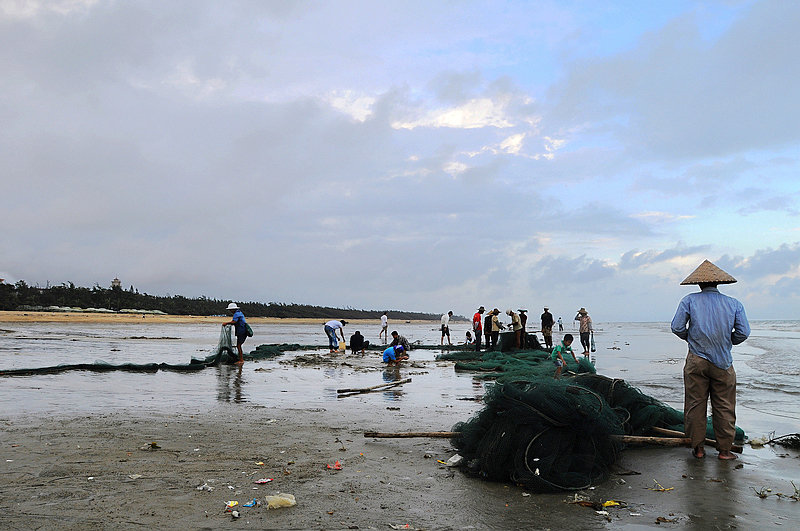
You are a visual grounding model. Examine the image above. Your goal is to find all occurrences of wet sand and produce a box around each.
[1,317,798,529]
[2,370,797,529]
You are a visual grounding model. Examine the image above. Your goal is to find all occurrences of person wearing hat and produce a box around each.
[540,307,555,350]
[324,319,348,353]
[574,308,593,356]
[382,344,408,366]
[223,302,247,365]
[671,260,750,460]
[490,308,504,350]
[472,306,485,352]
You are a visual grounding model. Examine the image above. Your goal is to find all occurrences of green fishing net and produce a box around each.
[447,347,745,492]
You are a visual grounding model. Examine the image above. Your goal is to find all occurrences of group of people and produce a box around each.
[469,306,575,352]
[223,259,749,462]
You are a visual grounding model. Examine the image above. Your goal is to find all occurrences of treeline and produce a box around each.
[0,281,442,320]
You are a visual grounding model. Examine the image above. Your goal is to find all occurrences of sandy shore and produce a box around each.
[0,311,437,326]
[1,320,798,529]
[2,395,797,529]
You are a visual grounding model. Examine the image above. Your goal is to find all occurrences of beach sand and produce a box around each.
[2,381,797,528]
[1,315,798,529]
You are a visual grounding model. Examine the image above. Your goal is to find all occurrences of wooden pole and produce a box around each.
[651,426,743,453]
[613,435,692,447]
[364,431,456,438]
[337,378,412,395]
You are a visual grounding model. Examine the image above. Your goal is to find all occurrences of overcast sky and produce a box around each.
[1,0,798,321]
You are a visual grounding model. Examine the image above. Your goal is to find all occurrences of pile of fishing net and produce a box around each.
[447,348,745,492]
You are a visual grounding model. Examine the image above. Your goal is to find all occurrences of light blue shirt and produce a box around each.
[670,286,750,369]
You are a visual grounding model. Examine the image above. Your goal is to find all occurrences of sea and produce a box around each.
[0,320,798,439]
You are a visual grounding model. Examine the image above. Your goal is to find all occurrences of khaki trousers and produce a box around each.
[683,352,737,451]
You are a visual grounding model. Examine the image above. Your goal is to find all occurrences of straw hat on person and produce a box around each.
[226,302,239,310]
[577,307,588,315]
[478,306,485,312]
[680,260,737,285]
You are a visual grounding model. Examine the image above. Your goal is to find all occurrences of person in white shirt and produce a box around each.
[379,311,389,344]
[441,311,453,345]
[323,319,348,353]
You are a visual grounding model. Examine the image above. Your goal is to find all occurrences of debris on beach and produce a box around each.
[648,480,673,492]
[656,515,678,523]
[265,492,296,509]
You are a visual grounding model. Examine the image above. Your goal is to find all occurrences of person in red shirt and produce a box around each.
[472,306,485,352]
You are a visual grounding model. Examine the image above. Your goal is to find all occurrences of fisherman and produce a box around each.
[483,310,493,351]
[382,345,408,366]
[379,311,389,343]
[472,306,485,352]
[223,302,247,365]
[441,310,453,345]
[350,330,368,355]
[574,308,593,356]
[541,307,555,350]
[490,308,504,351]
[518,309,528,348]
[507,309,522,349]
[390,330,411,354]
[324,319,348,353]
[671,260,750,460]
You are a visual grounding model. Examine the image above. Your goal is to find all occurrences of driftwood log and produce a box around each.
[650,426,743,453]
[363,430,742,453]
[337,378,412,397]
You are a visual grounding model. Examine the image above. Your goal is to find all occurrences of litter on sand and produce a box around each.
[265,493,296,509]
[326,460,342,470]
[255,478,273,484]
[648,479,674,492]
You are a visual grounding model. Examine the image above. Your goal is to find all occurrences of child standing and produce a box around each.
[552,334,578,378]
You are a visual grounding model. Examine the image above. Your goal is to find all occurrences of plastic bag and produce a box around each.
[265,493,296,509]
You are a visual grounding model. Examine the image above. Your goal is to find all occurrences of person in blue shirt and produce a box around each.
[671,260,750,460]
[382,345,408,366]
[224,302,248,365]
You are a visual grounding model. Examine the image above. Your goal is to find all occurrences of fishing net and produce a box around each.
[0,325,302,376]
[453,379,624,491]
[449,348,745,492]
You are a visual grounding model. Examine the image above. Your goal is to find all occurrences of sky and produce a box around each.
[1,0,799,322]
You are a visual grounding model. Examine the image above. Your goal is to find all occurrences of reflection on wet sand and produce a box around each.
[216,364,245,403]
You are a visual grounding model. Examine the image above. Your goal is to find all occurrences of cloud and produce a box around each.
[549,1,800,160]
[619,243,711,270]
[719,243,800,279]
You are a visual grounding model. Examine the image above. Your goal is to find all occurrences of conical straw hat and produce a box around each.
[680,260,737,285]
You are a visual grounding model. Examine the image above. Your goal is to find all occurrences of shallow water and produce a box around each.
[1,320,798,438]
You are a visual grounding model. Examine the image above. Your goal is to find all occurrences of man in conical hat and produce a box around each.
[670,260,750,460]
